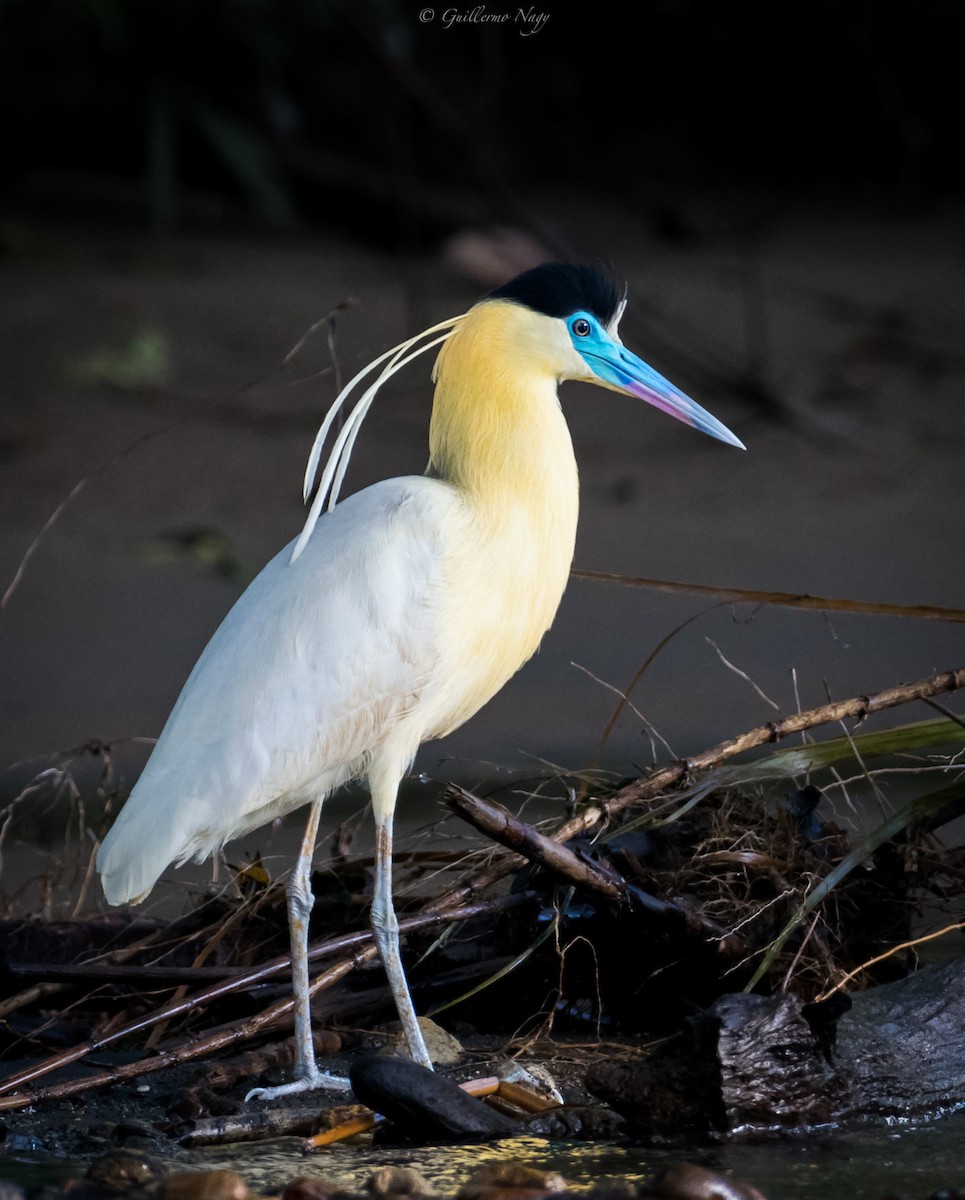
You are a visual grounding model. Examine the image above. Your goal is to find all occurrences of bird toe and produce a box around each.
[245,1070,351,1103]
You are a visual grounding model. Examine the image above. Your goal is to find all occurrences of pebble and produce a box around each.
[113,1120,162,1144]
[366,1167,436,1198]
[361,1018,464,1066]
[495,1062,564,1107]
[642,1163,767,1200]
[0,1132,44,1154]
[525,1104,626,1140]
[280,1179,341,1200]
[15,1143,965,1200]
[157,1170,251,1200]
[585,1183,636,1200]
[458,1191,556,1200]
[456,1164,568,1199]
[85,1150,167,1190]
[309,1103,374,1135]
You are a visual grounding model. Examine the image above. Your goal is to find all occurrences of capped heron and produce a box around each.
[96,263,744,1099]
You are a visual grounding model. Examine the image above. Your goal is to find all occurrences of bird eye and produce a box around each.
[572,317,592,337]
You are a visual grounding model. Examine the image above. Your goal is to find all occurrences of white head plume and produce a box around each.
[290,314,464,563]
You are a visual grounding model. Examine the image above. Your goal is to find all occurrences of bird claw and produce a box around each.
[245,1070,351,1103]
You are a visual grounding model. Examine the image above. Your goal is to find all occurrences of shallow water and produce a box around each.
[174,1116,965,1196]
[7,1117,964,1198]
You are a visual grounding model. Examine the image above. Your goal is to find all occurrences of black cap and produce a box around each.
[488,263,622,326]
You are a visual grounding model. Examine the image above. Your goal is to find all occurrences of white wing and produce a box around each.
[97,476,454,904]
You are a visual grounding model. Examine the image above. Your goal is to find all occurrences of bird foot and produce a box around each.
[245,1069,351,1103]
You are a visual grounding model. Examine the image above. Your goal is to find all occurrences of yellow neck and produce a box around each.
[420,300,581,740]
[429,301,579,528]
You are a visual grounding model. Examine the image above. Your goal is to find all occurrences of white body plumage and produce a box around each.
[98,303,580,906]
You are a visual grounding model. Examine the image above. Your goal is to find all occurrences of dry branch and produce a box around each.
[394,668,965,979]
[444,784,736,948]
[428,667,965,929]
[6,962,241,985]
[572,570,965,624]
[444,786,626,903]
[0,895,530,1111]
[178,1107,320,1147]
[554,665,965,846]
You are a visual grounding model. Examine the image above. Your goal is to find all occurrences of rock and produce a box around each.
[349,1057,519,1143]
[585,1027,723,1138]
[114,1118,166,1145]
[362,1018,464,1066]
[0,1132,44,1154]
[641,1163,767,1200]
[85,1150,168,1191]
[455,1190,555,1200]
[281,1179,341,1200]
[584,1183,636,1200]
[456,1163,568,1199]
[525,1105,625,1140]
[496,1062,564,1106]
[366,1166,436,1198]
[157,1170,250,1200]
[167,1085,245,1122]
[85,1123,119,1141]
[309,1103,374,1135]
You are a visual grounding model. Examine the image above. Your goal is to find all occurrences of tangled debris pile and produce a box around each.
[0,667,963,1162]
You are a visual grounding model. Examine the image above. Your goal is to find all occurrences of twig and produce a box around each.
[1,482,87,613]
[572,570,965,624]
[570,660,675,761]
[444,786,625,904]
[180,1106,321,1147]
[445,784,733,946]
[813,920,965,1003]
[705,637,781,711]
[780,911,822,993]
[745,777,965,992]
[0,895,530,1110]
[4,962,243,984]
[585,606,716,779]
[0,907,212,1022]
[144,873,283,1051]
[921,695,965,731]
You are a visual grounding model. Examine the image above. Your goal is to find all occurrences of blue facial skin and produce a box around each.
[566,311,745,450]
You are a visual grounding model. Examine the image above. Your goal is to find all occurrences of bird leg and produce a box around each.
[372,815,433,1069]
[246,799,350,1101]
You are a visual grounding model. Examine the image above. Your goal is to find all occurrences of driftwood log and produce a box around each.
[586,955,965,1137]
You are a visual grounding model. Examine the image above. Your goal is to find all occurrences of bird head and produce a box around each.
[486,263,745,450]
[293,262,745,562]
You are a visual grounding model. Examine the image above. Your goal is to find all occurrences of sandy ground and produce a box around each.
[1,190,964,860]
